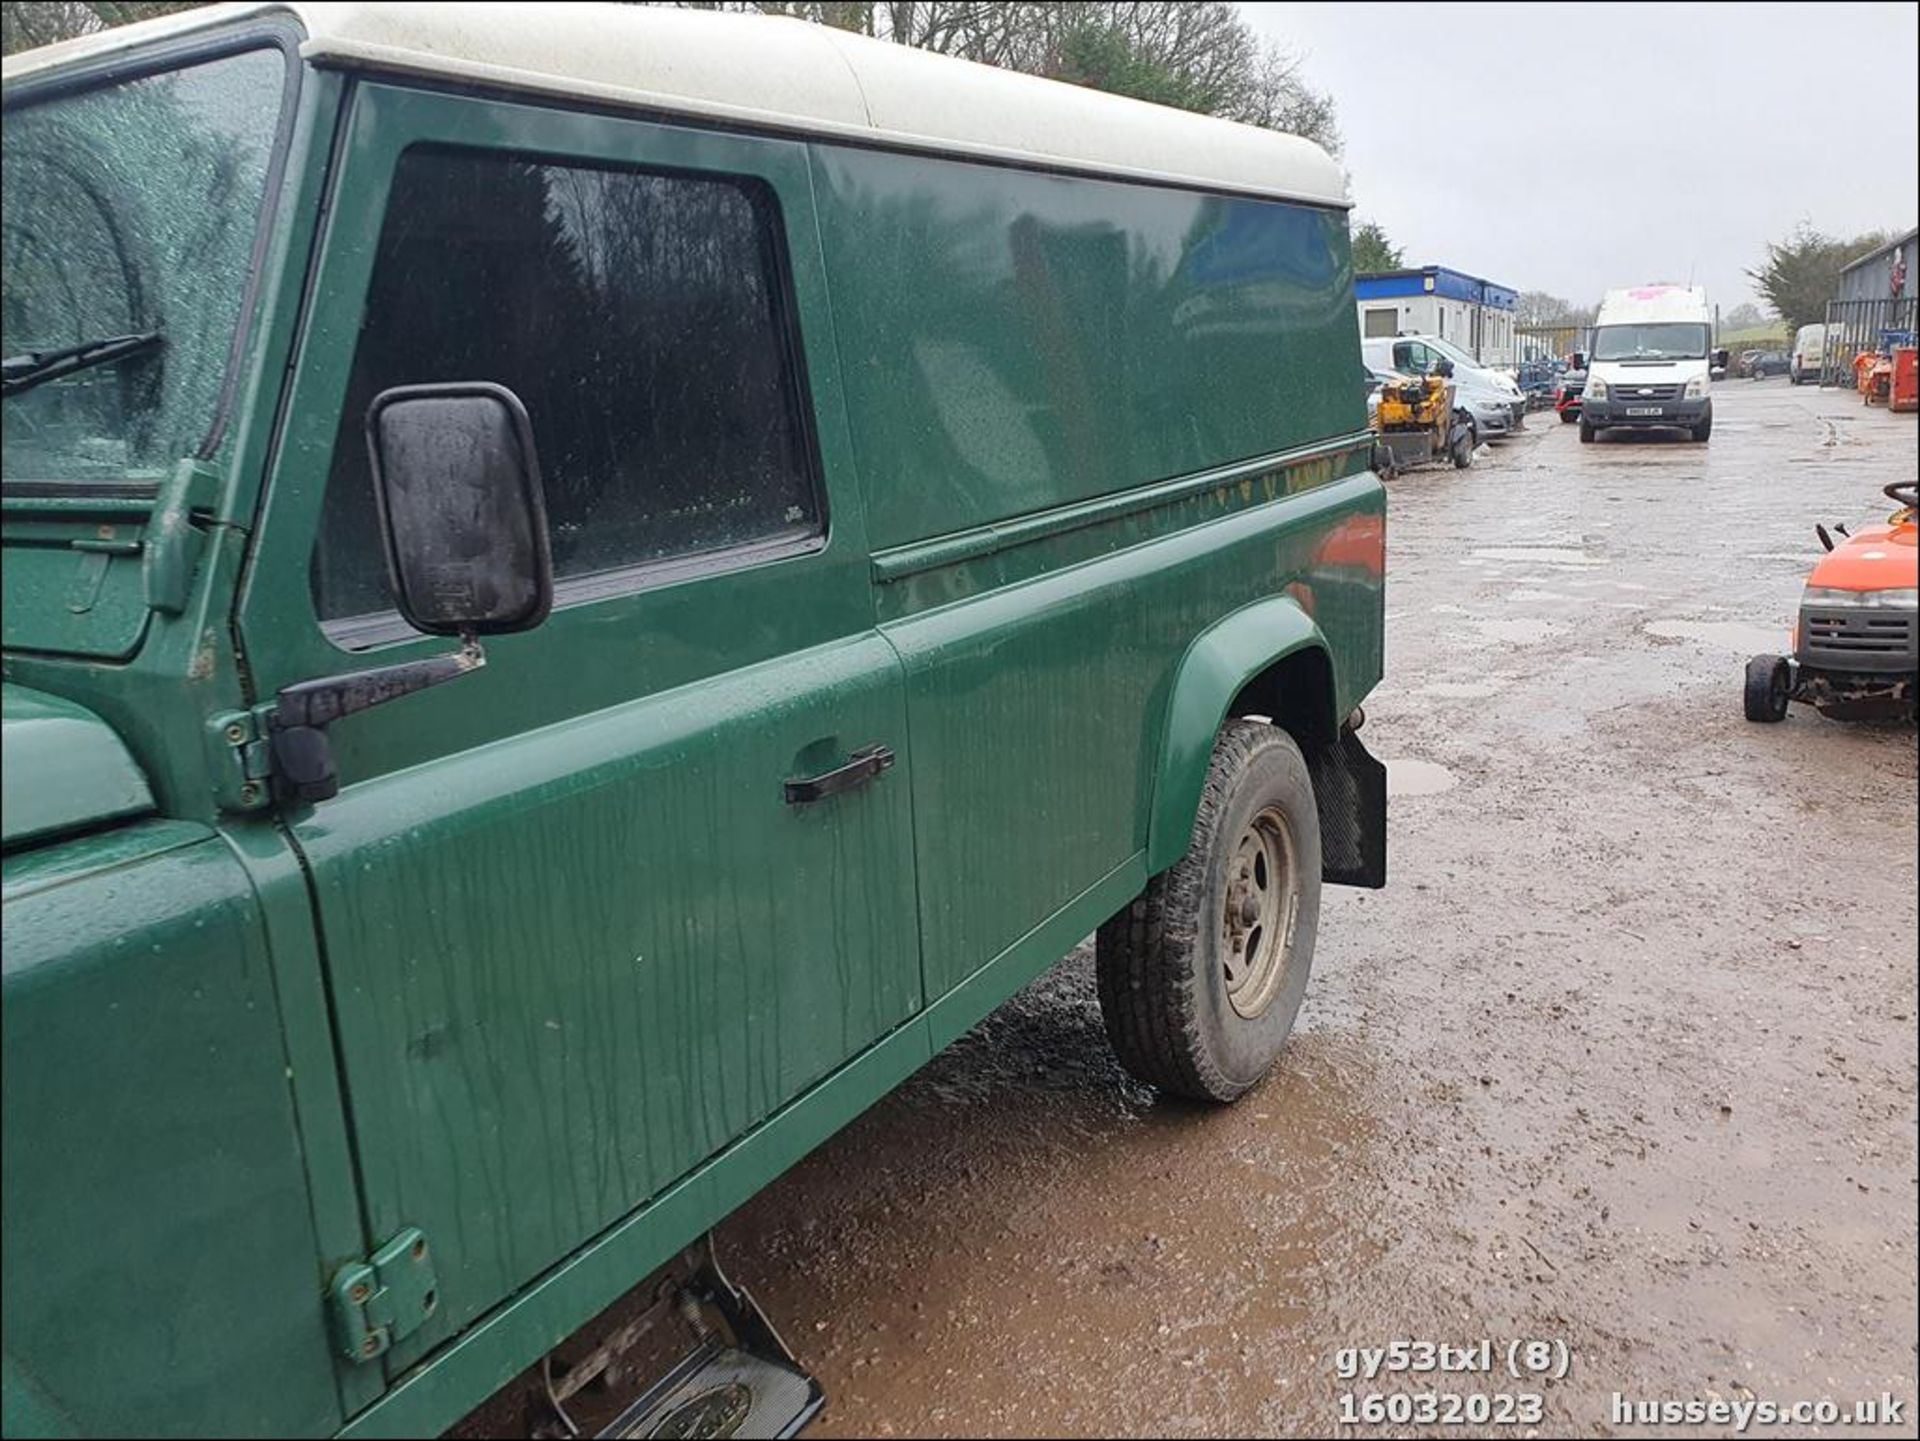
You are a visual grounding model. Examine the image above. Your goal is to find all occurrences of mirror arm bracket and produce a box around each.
[267,634,485,804]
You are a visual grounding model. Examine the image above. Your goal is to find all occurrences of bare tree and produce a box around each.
[1515,290,1596,328]
[663,1,1342,151]
[4,2,1341,154]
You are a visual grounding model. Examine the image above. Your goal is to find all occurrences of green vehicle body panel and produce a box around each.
[0,25,1385,1439]
[810,147,1364,552]
[0,684,155,848]
[0,821,340,1438]
[0,494,155,662]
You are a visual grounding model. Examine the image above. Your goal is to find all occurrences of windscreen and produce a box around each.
[1591,323,1710,362]
[1,47,286,484]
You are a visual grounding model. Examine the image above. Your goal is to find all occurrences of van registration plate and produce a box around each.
[1625,406,1664,416]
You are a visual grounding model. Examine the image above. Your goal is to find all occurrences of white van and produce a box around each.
[1360,334,1527,442]
[1580,285,1714,443]
[1790,324,1829,385]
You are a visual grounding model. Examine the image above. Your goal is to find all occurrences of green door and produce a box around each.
[236,85,918,1359]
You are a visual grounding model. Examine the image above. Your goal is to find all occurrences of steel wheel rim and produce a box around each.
[1220,804,1300,1019]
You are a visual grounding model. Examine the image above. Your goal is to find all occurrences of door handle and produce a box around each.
[784,744,895,805]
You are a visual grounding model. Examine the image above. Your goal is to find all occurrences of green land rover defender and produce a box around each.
[1,5,1386,1435]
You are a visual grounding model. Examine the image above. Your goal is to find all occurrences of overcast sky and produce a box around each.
[1239,2,1920,311]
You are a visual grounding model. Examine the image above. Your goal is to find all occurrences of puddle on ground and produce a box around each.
[1643,619,1785,652]
[1385,757,1458,796]
[1472,546,1607,566]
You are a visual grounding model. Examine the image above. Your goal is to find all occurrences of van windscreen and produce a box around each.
[1591,323,1709,362]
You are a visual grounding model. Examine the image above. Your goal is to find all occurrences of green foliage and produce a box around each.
[2,1,202,56]
[1054,22,1208,112]
[1350,221,1402,274]
[1748,224,1891,334]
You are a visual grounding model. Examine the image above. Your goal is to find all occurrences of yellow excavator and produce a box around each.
[1368,364,1475,474]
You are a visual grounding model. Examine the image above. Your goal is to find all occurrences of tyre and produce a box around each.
[1692,415,1712,442]
[1579,417,1595,443]
[1558,408,1577,424]
[1449,421,1475,468]
[1096,720,1322,1103]
[1744,655,1791,722]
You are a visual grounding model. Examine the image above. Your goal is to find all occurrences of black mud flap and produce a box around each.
[597,1244,824,1440]
[1308,725,1386,889]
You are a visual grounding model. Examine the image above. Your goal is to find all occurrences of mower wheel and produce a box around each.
[1559,409,1577,424]
[1744,655,1791,723]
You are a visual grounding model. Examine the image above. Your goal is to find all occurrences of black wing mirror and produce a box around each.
[267,383,555,807]
[1433,358,1455,378]
[367,382,553,636]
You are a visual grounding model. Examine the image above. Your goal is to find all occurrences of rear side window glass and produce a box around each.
[311,146,819,626]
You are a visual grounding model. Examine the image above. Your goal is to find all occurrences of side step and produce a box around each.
[598,1334,820,1440]
[594,1244,823,1440]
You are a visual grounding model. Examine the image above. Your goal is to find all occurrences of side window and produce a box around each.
[311,146,820,630]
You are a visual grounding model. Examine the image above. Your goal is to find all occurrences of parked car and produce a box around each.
[0,6,1389,1437]
[1738,348,1764,377]
[1362,334,1527,444]
[1750,351,1792,379]
[1791,324,1830,384]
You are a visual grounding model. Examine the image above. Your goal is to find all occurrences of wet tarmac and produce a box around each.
[701,380,1919,1438]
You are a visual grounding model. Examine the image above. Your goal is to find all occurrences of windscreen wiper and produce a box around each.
[1,331,163,398]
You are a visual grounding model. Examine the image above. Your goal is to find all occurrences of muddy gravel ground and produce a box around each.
[705,381,1917,1439]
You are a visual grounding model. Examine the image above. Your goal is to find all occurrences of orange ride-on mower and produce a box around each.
[1745,481,1918,722]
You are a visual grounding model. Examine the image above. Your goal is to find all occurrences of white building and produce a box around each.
[1356,265,1519,368]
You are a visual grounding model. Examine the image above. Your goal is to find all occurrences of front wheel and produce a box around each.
[1692,415,1712,442]
[1579,417,1596,443]
[1096,721,1322,1103]
[1450,420,1475,468]
[1744,655,1791,722]
[1559,408,1577,423]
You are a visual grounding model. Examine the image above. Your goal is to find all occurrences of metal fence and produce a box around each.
[1514,324,1591,364]
[1820,296,1919,386]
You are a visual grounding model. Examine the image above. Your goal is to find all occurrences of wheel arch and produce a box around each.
[1144,596,1340,876]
